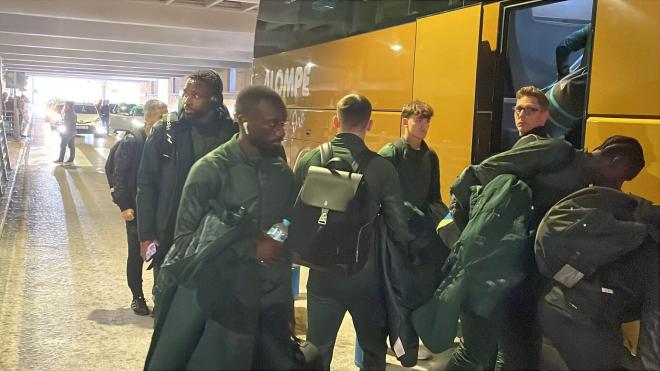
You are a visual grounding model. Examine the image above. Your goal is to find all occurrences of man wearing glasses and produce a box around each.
[513,86,550,141]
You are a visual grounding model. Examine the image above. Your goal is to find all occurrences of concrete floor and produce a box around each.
[0,119,452,370]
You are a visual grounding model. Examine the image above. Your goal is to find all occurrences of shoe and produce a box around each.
[53,160,63,164]
[131,297,150,316]
[418,344,433,360]
[64,161,74,165]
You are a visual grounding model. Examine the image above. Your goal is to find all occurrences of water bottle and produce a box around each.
[267,219,291,242]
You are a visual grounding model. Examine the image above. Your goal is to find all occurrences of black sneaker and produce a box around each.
[131,297,150,316]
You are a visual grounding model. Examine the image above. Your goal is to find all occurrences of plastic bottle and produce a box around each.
[267,219,291,242]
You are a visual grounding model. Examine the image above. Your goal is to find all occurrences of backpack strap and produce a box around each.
[319,142,333,166]
[320,142,360,172]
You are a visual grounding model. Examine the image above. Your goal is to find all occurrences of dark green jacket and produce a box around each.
[536,187,660,370]
[146,134,296,370]
[378,138,445,218]
[451,136,586,224]
[412,174,535,353]
[137,110,237,264]
[379,138,450,306]
[556,25,590,79]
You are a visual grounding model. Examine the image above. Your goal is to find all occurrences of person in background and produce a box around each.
[110,99,168,315]
[556,25,590,80]
[99,100,110,133]
[136,70,237,292]
[54,101,76,165]
[513,86,550,139]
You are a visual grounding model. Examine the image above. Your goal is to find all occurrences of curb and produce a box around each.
[0,138,29,238]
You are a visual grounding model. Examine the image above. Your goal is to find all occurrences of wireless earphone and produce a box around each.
[242,122,250,135]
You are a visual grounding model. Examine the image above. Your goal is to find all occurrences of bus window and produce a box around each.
[254,0,479,58]
[497,0,593,151]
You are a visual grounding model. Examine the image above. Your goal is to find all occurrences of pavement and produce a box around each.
[0,117,454,370]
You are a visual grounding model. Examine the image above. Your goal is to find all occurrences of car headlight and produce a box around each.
[131,119,145,128]
[57,125,66,134]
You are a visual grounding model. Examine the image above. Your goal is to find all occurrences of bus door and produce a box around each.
[494,0,594,152]
[413,4,482,203]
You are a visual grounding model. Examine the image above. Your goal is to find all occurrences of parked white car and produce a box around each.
[72,103,105,137]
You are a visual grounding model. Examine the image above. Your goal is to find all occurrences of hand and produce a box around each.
[121,208,135,221]
[140,240,159,261]
[256,233,283,263]
[449,194,468,231]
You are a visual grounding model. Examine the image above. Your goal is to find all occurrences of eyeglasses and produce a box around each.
[513,106,540,115]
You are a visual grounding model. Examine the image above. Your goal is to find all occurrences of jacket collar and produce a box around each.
[398,137,429,153]
[332,132,368,151]
[523,126,549,138]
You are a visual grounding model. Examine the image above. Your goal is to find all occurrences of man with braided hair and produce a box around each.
[137,70,237,289]
[441,135,648,370]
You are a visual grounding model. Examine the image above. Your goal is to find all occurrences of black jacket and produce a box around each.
[536,187,660,369]
[137,108,237,264]
[112,129,147,212]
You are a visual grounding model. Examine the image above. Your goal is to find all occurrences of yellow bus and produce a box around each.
[252,0,659,204]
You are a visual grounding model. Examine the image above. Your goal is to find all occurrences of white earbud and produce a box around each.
[242,121,250,135]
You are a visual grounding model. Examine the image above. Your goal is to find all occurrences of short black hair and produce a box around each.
[188,69,224,103]
[235,85,286,118]
[337,94,372,129]
[595,135,645,180]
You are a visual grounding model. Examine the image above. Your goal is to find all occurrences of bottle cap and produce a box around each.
[282,219,291,226]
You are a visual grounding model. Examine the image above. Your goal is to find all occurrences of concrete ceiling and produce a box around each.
[0,0,259,81]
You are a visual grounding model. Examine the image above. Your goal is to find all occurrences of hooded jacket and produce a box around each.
[536,186,660,369]
[136,107,237,265]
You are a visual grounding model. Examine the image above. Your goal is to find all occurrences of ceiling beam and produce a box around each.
[0,0,256,32]
[0,33,253,65]
[0,14,254,52]
[2,58,196,74]
[6,67,173,80]
[205,0,224,8]
[3,62,188,76]
[244,4,259,12]
[0,46,238,69]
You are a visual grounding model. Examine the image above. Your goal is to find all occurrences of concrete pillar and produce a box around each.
[157,79,169,105]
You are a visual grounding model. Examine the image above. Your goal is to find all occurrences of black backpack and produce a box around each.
[105,131,134,189]
[287,143,377,275]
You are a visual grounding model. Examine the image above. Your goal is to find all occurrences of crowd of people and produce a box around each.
[103,69,657,370]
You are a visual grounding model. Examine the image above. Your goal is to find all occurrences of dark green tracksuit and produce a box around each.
[378,138,448,305]
[448,135,590,370]
[145,134,297,370]
[294,133,411,371]
[137,110,237,268]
